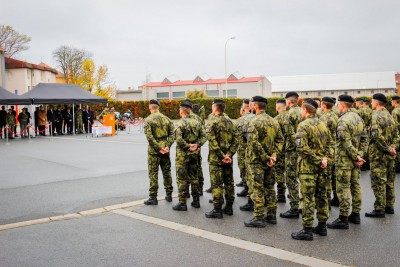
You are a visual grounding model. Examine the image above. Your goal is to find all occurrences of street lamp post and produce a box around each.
[225,37,236,98]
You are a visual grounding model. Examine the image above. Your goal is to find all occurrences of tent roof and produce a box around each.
[22,83,108,104]
[0,86,32,105]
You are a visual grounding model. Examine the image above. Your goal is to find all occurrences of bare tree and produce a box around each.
[0,25,31,58]
[52,45,92,84]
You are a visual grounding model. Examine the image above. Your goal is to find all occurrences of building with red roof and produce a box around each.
[5,57,57,94]
[132,72,271,101]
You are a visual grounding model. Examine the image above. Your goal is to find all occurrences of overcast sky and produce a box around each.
[1,0,399,90]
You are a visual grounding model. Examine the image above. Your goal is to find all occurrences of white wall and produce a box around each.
[116,91,144,101]
[5,68,56,94]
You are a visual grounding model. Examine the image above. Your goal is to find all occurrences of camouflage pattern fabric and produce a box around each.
[273,110,287,195]
[236,112,255,184]
[391,106,400,171]
[75,109,83,133]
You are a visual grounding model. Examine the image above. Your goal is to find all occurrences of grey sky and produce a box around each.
[1,0,399,90]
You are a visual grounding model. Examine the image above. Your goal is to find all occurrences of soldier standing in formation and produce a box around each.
[143,99,174,205]
[273,99,287,203]
[291,98,332,241]
[366,94,399,217]
[391,96,400,173]
[173,100,206,211]
[244,96,284,227]
[205,99,238,219]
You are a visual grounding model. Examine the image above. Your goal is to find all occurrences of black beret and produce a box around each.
[243,99,250,104]
[251,96,268,104]
[302,98,318,109]
[285,91,299,99]
[372,93,387,103]
[313,97,321,101]
[180,100,193,109]
[276,99,286,105]
[321,97,335,104]
[184,98,194,106]
[392,96,400,101]
[212,99,225,105]
[363,98,370,103]
[149,99,160,106]
[338,95,355,103]
[355,97,364,102]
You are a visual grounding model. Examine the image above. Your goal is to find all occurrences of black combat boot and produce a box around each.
[199,184,203,196]
[205,187,212,193]
[165,194,172,202]
[222,204,233,216]
[172,202,187,211]
[265,214,277,225]
[191,196,200,208]
[291,227,313,241]
[209,198,224,204]
[348,212,361,224]
[144,197,158,205]
[365,210,385,218]
[244,217,266,228]
[327,215,349,229]
[236,181,244,187]
[240,199,254,211]
[385,206,395,214]
[280,208,299,218]
[312,222,327,236]
[205,208,223,219]
[236,186,248,197]
[330,194,339,207]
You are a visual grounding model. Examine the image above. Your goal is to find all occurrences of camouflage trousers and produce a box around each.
[237,147,247,184]
[273,153,286,195]
[370,156,395,211]
[75,120,83,133]
[209,164,235,209]
[299,172,329,228]
[336,167,362,216]
[285,151,299,209]
[248,164,277,218]
[198,153,204,188]
[326,163,337,199]
[147,153,173,197]
[177,154,199,203]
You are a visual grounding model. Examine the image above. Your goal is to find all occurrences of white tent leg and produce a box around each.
[73,104,75,136]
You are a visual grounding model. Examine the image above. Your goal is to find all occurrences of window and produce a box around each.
[385,90,388,93]
[305,92,308,96]
[172,91,185,99]
[371,90,374,94]
[222,89,237,98]
[331,92,334,95]
[344,92,348,95]
[156,92,169,100]
[206,90,219,98]
[281,94,283,97]
[358,91,361,94]
[318,92,321,96]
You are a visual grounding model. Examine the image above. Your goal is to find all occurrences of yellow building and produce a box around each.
[56,71,67,84]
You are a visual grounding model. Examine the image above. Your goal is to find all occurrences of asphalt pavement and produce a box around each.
[0,129,399,266]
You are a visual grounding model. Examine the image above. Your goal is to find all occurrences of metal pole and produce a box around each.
[73,104,75,135]
[5,125,9,145]
[224,37,236,98]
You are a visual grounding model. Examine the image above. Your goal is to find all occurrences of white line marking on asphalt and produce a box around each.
[111,209,348,267]
[51,137,148,144]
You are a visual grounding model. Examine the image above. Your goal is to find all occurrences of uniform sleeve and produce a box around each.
[197,124,207,147]
[273,122,284,158]
[337,122,359,161]
[371,116,391,154]
[358,123,369,158]
[175,123,189,150]
[325,129,334,162]
[248,122,270,163]
[207,121,225,160]
[226,122,239,157]
[166,118,175,148]
[296,124,322,166]
[144,119,162,153]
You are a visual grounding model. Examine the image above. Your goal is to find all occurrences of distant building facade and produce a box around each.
[116,87,143,101]
[5,58,57,95]
[396,72,400,95]
[269,72,397,98]
[0,47,5,88]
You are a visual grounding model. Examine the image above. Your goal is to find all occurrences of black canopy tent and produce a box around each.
[21,83,108,136]
[0,86,31,105]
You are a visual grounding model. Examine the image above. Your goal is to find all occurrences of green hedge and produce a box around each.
[90,96,398,120]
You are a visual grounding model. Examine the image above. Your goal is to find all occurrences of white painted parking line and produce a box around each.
[112,209,348,267]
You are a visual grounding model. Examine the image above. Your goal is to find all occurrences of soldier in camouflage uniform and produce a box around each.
[6,109,16,139]
[281,92,303,219]
[75,106,83,134]
[244,96,284,228]
[172,101,206,211]
[319,97,339,206]
[366,93,399,218]
[391,96,400,173]
[205,99,238,219]
[291,99,333,241]
[358,98,373,171]
[143,99,175,205]
[273,99,287,203]
[327,95,368,229]
[314,98,323,118]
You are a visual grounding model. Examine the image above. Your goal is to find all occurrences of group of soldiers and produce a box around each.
[143,92,399,241]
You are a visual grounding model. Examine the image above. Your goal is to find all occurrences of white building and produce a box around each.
[5,57,57,95]
[116,88,143,101]
[269,71,397,98]
[138,73,271,101]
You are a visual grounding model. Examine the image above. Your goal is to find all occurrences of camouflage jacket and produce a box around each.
[6,113,16,126]
[75,110,83,122]
[391,106,400,132]
[190,112,203,125]
[336,110,368,169]
[357,106,372,128]
[283,104,302,152]
[175,115,206,157]
[144,110,175,155]
[332,105,340,116]
[206,113,238,165]
[319,109,339,143]
[316,108,323,118]
[236,112,255,149]
[370,108,399,156]
[199,106,206,122]
[274,111,286,155]
[18,112,28,124]
[246,111,284,165]
[296,115,333,174]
